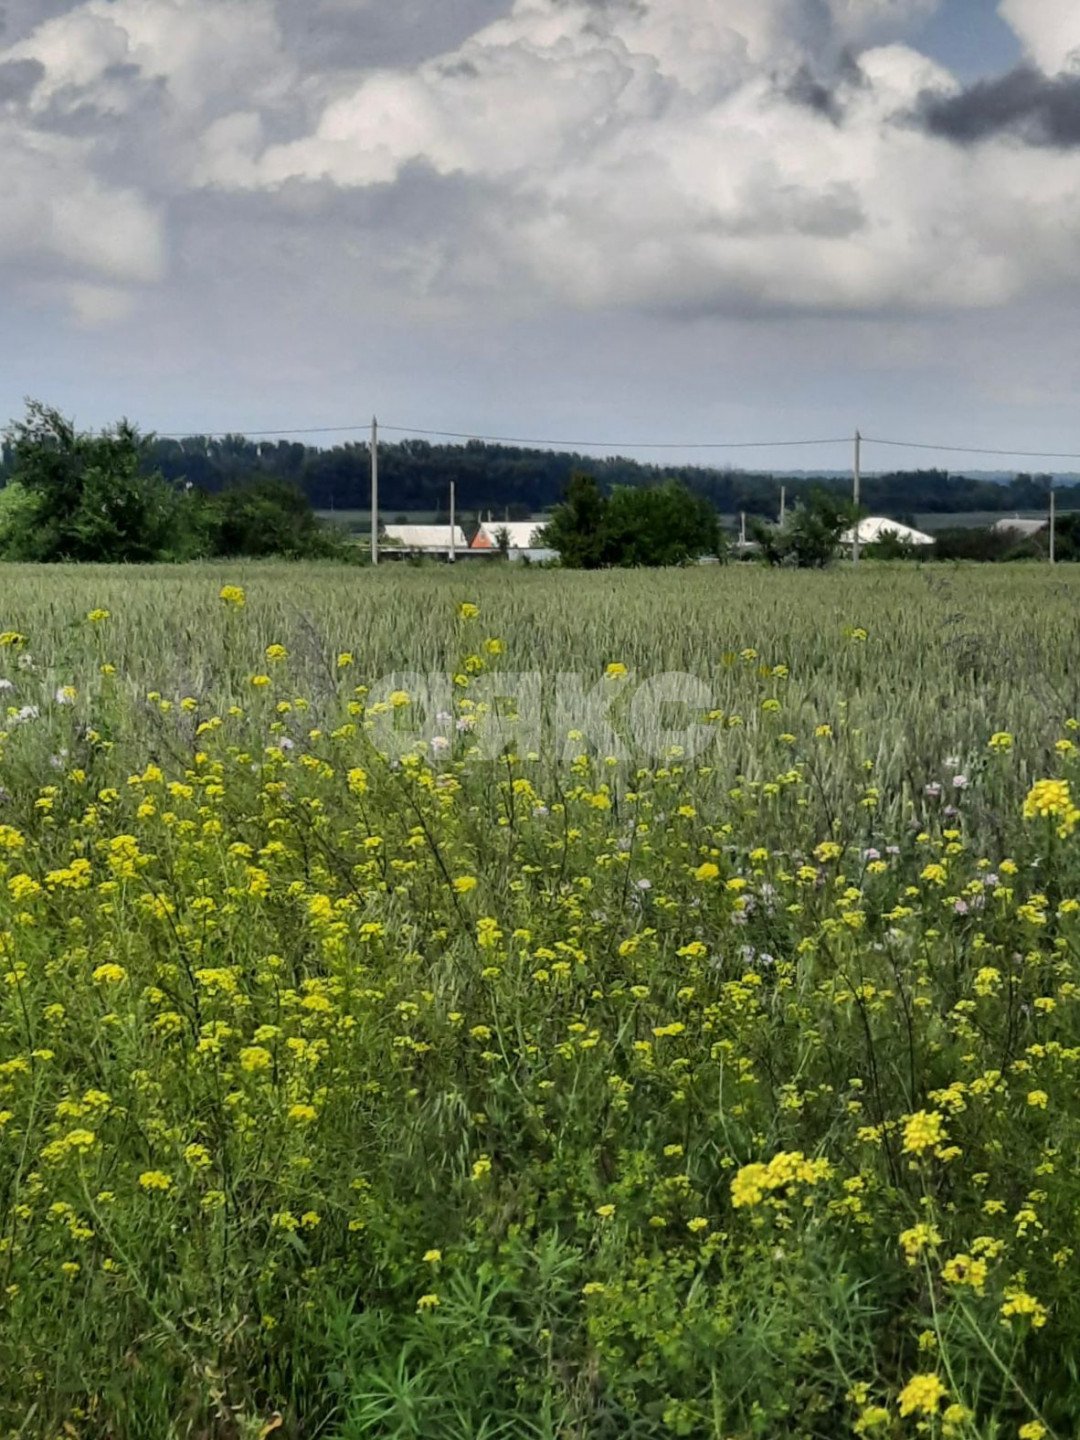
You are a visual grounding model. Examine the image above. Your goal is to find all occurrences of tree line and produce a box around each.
[2,421,1071,520]
[0,402,1073,568]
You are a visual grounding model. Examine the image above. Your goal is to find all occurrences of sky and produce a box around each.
[4,0,1080,474]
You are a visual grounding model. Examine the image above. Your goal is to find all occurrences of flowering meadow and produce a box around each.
[3,561,1080,1439]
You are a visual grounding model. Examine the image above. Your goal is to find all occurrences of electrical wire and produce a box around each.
[152,420,850,450]
[863,436,1080,462]
[155,424,371,439]
[377,425,850,450]
[147,421,1080,463]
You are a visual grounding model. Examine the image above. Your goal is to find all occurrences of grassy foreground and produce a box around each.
[1,562,1080,1439]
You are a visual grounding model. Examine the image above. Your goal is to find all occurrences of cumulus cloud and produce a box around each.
[999,0,1080,76]
[182,0,1075,315]
[5,0,291,118]
[0,0,289,315]
[3,0,1080,330]
[0,121,164,284]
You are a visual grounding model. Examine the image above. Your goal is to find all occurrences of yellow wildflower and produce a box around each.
[897,1374,948,1418]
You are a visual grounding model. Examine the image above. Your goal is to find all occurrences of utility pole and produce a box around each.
[1050,480,1057,566]
[740,511,747,548]
[449,481,456,563]
[370,416,379,567]
[779,485,786,525]
[852,428,862,565]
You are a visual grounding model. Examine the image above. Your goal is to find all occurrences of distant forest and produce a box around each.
[0,432,1073,519]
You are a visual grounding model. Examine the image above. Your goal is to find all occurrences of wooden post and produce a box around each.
[370,416,379,567]
[852,429,862,565]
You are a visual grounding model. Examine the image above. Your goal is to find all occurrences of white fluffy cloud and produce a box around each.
[999,0,1080,75]
[0,121,164,288]
[184,0,1080,315]
[5,0,290,114]
[0,0,288,311]
[2,0,1079,329]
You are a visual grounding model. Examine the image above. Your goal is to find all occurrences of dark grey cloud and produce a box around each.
[0,56,41,102]
[782,51,865,124]
[787,65,843,120]
[922,64,1080,147]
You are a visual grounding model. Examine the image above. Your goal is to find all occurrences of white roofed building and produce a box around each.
[840,516,934,548]
[382,524,468,554]
[991,517,1048,539]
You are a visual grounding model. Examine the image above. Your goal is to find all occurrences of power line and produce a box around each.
[155,424,370,439]
[151,420,850,450]
[378,425,850,450]
[864,435,1080,462]
[142,420,1080,462]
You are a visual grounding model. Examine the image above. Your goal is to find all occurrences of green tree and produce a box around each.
[541,473,609,568]
[208,479,342,559]
[602,482,721,567]
[543,474,722,569]
[1,401,182,562]
[753,490,855,569]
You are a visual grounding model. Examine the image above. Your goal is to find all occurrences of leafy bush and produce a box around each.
[1,402,181,562]
[543,473,722,568]
[0,403,344,564]
[752,490,856,568]
[207,479,344,560]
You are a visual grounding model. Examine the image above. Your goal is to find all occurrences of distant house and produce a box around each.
[470,519,558,563]
[840,517,934,547]
[471,520,544,550]
[991,516,1048,539]
[382,524,468,557]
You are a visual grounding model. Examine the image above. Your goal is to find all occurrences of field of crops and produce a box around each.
[3,560,1080,1440]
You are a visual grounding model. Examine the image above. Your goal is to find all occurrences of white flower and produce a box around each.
[0,679,13,693]
[952,774,969,789]
[431,736,450,754]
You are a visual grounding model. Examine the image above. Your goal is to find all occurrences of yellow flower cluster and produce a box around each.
[730,1151,833,1208]
[1023,778,1080,838]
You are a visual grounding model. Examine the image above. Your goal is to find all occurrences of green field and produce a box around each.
[2,562,1080,1439]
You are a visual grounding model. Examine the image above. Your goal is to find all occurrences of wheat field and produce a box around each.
[1,561,1079,1439]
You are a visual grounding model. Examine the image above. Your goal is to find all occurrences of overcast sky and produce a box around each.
[5,0,1080,471]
